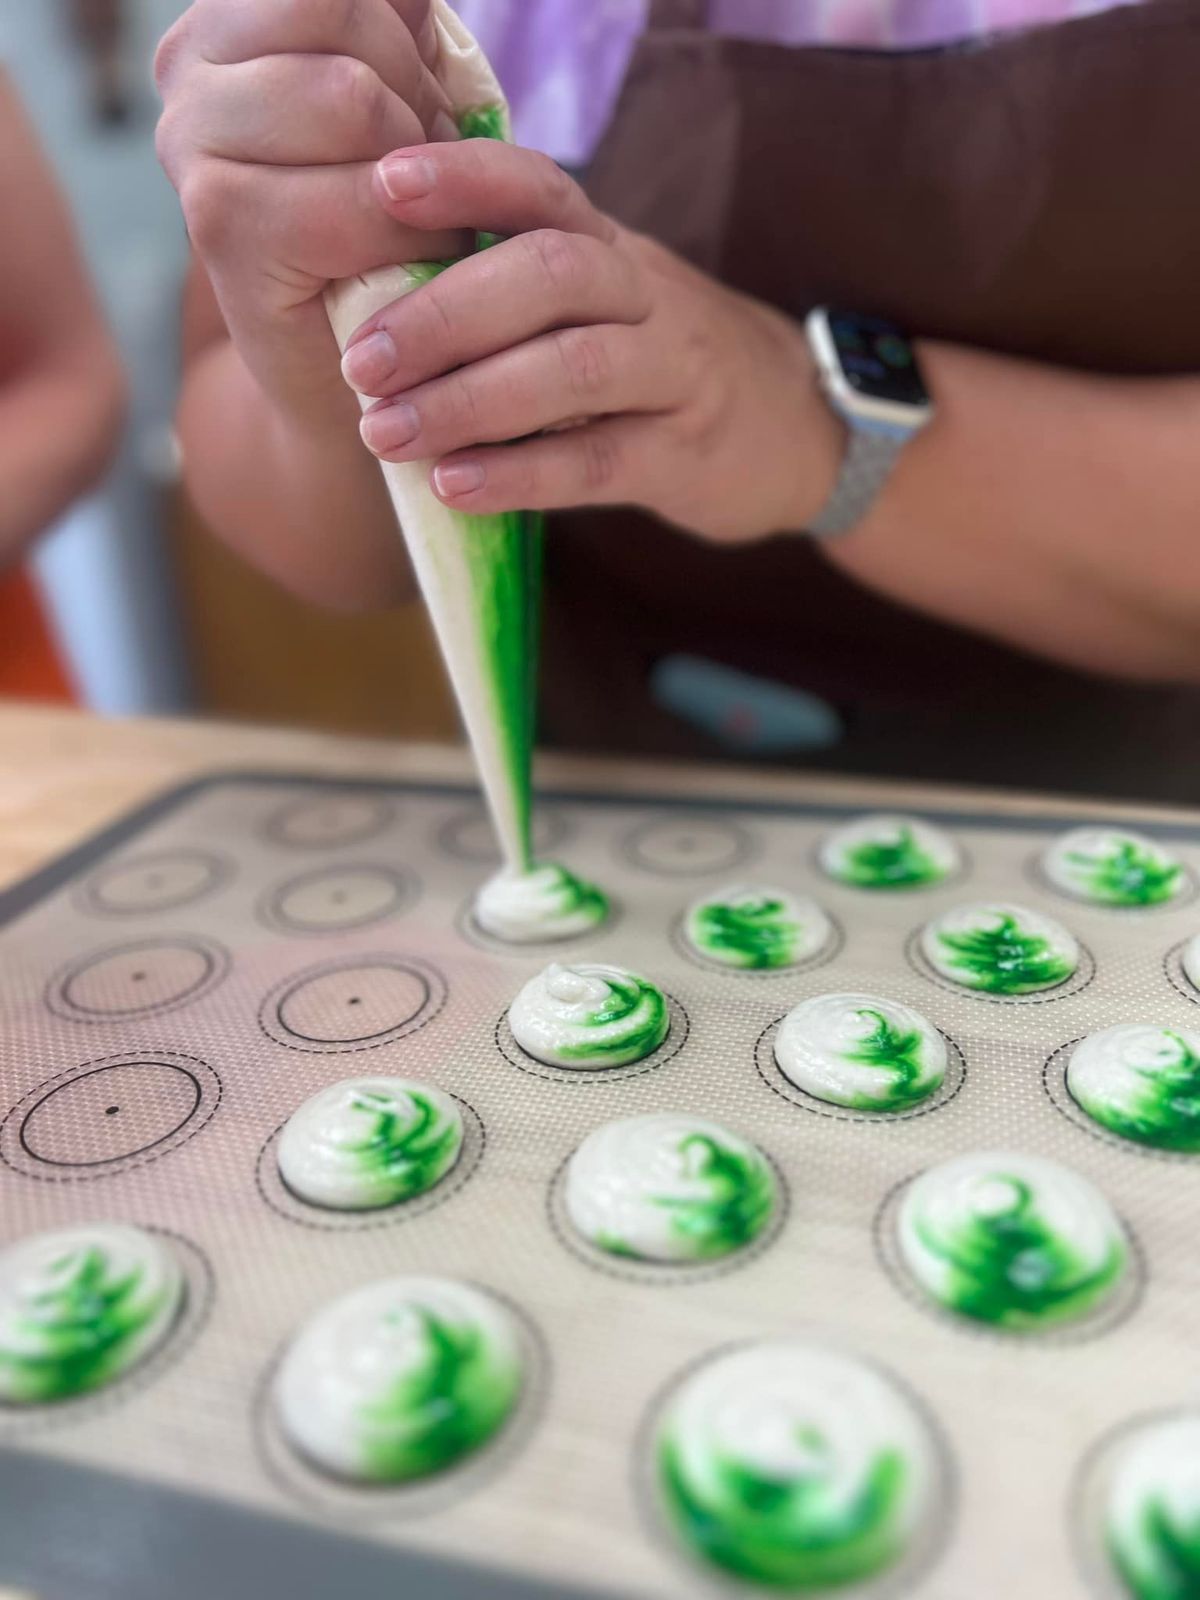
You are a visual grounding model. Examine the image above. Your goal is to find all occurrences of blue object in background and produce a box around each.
[650,654,844,755]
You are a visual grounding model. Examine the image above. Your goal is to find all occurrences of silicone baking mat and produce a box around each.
[1,770,1199,1600]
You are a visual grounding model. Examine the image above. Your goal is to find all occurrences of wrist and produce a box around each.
[766,307,843,534]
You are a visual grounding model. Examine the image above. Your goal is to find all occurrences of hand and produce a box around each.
[155,0,465,435]
[342,140,841,542]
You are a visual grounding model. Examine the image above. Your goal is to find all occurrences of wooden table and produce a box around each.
[3,701,1195,897]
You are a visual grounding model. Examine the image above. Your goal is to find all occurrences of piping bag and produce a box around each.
[325,3,541,874]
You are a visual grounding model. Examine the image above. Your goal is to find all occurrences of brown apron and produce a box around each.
[539,0,1200,802]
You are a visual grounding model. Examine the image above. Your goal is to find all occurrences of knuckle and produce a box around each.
[178,161,238,255]
[333,0,366,36]
[310,57,395,159]
[554,327,611,400]
[526,229,585,302]
[509,450,541,503]
[678,328,716,401]
[415,286,457,356]
[275,0,335,32]
[531,149,574,208]
[153,106,180,178]
[580,428,621,494]
[153,19,188,94]
[321,52,374,111]
[446,372,483,434]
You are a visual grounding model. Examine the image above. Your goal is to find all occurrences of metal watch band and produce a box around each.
[807,426,906,540]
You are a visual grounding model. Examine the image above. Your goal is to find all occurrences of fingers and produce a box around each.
[180,159,468,288]
[341,231,651,399]
[429,416,657,514]
[165,56,427,167]
[373,139,616,243]
[359,322,675,461]
[385,0,438,65]
[159,0,454,141]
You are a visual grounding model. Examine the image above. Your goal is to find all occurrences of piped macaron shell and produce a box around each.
[921,903,1079,995]
[509,963,669,1069]
[820,815,960,890]
[565,1113,776,1262]
[0,1223,184,1403]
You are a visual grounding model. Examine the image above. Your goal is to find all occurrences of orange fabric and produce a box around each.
[0,569,75,702]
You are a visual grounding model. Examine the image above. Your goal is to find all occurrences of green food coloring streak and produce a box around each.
[459,506,543,872]
[557,974,669,1064]
[912,1175,1124,1329]
[840,1009,939,1113]
[541,863,609,927]
[836,828,945,890]
[457,106,509,256]
[1066,841,1181,907]
[403,260,456,288]
[1079,1033,1200,1153]
[0,1246,172,1403]
[339,1089,461,1205]
[690,897,802,970]
[650,1134,775,1259]
[593,1231,643,1261]
[458,103,509,141]
[1109,1495,1200,1600]
[396,107,539,871]
[357,1308,519,1482]
[458,105,540,867]
[659,1431,909,1589]
[934,913,1074,994]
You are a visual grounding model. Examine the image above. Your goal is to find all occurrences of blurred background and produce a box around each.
[0,0,459,742]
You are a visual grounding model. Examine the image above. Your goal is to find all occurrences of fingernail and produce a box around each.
[432,109,460,142]
[434,460,486,499]
[377,153,436,202]
[360,401,420,455]
[341,329,396,394]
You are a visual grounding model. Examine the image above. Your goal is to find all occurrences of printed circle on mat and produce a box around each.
[259,864,416,935]
[260,955,446,1053]
[265,793,396,850]
[47,937,230,1023]
[620,815,754,877]
[438,804,568,865]
[1,1052,221,1179]
[79,850,232,916]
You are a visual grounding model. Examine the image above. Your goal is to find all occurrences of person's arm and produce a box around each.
[332,140,1200,686]
[158,1,1200,685]
[178,261,414,612]
[156,0,463,612]
[0,75,126,566]
[824,342,1200,685]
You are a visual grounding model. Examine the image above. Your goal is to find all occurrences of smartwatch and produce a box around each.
[804,308,933,539]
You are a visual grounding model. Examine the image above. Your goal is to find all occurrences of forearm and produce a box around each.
[0,343,125,565]
[177,337,414,612]
[827,342,1200,683]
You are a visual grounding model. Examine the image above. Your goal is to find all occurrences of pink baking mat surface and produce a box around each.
[1,773,1198,1600]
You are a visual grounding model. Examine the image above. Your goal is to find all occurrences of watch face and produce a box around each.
[827,312,929,407]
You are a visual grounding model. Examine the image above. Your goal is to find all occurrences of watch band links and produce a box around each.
[807,426,906,540]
